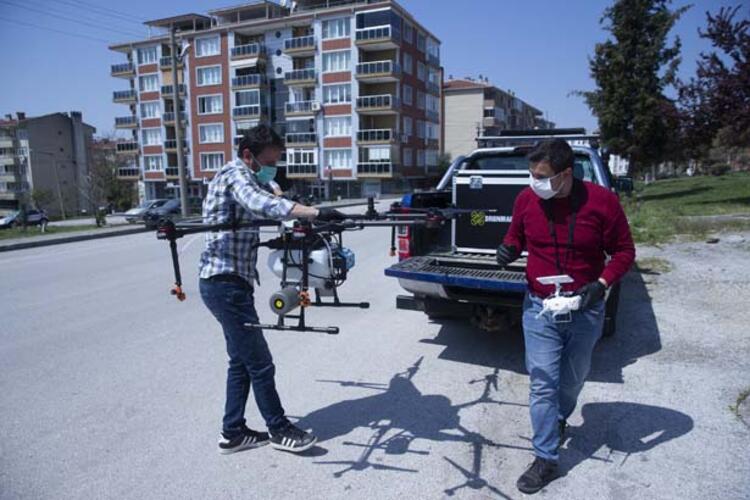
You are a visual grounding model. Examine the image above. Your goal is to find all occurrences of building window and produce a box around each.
[143,155,163,171]
[417,33,426,52]
[323,149,351,169]
[140,101,160,119]
[199,123,224,144]
[322,50,351,73]
[417,62,426,82]
[141,128,162,146]
[235,89,260,107]
[426,149,438,166]
[322,18,350,39]
[323,84,351,104]
[360,146,391,162]
[198,95,223,114]
[417,150,426,167]
[139,74,159,92]
[288,149,316,166]
[137,46,157,65]
[403,116,413,137]
[197,65,222,86]
[200,152,224,170]
[403,22,414,43]
[402,52,413,74]
[403,84,413,106]
[196,36,220,57]
[427,37,440,60]
[417,91,426,110]
[324,116,351,137]
[403,147,413,166]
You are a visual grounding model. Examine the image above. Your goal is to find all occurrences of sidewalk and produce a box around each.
[0,196,401,253]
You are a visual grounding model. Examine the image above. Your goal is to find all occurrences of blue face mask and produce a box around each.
[250,155,277,185]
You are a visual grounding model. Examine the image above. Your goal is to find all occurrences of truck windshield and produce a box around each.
[463,154,529,171]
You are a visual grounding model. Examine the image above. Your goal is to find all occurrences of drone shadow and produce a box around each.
[294,358,526,497]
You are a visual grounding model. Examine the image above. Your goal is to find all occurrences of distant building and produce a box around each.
[0,112,96,217]
[442,76,554,161]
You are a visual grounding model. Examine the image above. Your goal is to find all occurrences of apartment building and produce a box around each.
[109,0,442,201]
[442,76,554,161]
[0,112,96,217]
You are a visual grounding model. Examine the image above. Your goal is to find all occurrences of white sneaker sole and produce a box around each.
[270,435,318,454]
[219,439,270,455]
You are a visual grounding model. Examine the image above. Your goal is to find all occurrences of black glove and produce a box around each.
[316,207,347,222]
[575,281,607,310]
[496,244,519,268]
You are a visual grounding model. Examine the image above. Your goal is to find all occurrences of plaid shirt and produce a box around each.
[199,158,295,285]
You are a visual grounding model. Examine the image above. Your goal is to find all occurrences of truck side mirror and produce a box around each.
[613,176,634,195]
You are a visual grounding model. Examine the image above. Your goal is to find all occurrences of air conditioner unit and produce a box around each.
[311,101,321,112]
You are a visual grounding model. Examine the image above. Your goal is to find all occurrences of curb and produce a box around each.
[0,226,150,253]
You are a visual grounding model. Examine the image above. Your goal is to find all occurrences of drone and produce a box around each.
[157,198,500,335]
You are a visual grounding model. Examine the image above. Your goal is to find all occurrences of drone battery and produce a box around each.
[269,287,301,316]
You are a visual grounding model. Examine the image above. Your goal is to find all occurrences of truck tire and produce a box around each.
[602,282,621,338]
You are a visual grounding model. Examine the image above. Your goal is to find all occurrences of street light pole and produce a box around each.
[170,27,189,218]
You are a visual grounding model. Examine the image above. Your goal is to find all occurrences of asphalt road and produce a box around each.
[1,203,748,500]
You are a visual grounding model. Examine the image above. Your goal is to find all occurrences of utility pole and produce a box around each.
[170,27,189,217]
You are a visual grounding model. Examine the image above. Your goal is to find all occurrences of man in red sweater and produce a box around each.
[496,139,635,494]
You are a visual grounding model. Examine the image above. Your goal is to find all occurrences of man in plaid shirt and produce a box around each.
[199,125,344,455]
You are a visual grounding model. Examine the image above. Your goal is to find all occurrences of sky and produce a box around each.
[0,0,739,137]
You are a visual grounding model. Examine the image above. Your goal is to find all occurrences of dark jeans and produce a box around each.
[199,276,289,436]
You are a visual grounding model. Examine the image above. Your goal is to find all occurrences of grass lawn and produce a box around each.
[622,171,750,244]
[0,224,100,241]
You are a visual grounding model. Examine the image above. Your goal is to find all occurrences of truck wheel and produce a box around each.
[602,282,621,338]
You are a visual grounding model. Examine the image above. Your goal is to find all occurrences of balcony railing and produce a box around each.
[159,56,183,69]
[355,26,399,44]
[233,106,263,118]
[427,53,440,67]
[116,141,138,153]
[425,109,440,123]
[111,63,134,75]
[117,167,140,178]
[231,43,264,59]
[284,35,315,52]
[165,166,189,177]
[231,74,266,88]
[285,101,318,115]
[113,90,136,102]
[115,116,138,127]
[287,164,318,176]
[284,69,316,84]
[164,139,189,151]
[356,60,401,77]
[356,94,399,110]
[160,84,186,96]
[162,111,187,123]
[357,129,395,143]
[357,162,392,175]
[285,132,317,145]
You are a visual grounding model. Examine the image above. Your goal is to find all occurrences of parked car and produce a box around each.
[0,209,49,229]
[124,199,169,223]
[142,198,202,229]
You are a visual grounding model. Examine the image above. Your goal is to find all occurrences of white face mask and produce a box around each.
[530,172,562,200]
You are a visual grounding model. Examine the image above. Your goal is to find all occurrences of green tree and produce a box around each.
[579,0,689,176]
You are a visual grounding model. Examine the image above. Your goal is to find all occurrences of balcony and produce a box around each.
[232,105,263,119]
[164,139,189,152]
[161,84,187,97]
[356,94,399,114]
[115,116,138,129]
[425,109,440,123]
[426,81,440,96]
[162,112,187,124]
[284,69,316,86]
[159,56,184,69]
[287,163,318,178]
[113,89,137,103]
[357,129,396,144]
[231,74,266,89]
[111,62,134,77]
[116,141,138,154]
[356,60,401,82]
[231,43,265,61]
[117,167,140,179]
[355,26,399,50]
[285,132,317,146]
[165,166,189,178]
[285,100,319,116]
[357,162,392,177]
[284,35,315,56]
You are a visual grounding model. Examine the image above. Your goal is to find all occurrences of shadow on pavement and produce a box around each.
[421,269,661,384]
[295,358,527,498]
[561,402,694,472]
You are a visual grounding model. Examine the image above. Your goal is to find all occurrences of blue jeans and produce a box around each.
[522,292,605,462]
[199,276,289,436]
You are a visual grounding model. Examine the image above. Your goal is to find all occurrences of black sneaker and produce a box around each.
[269,423,317,453]
[558,419,568,448]
[516,457,560,494]
[218,427,269,455]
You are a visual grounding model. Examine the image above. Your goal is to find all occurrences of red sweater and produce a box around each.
[503,180,635,297]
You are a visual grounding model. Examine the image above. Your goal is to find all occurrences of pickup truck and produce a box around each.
[384,129,632,337]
